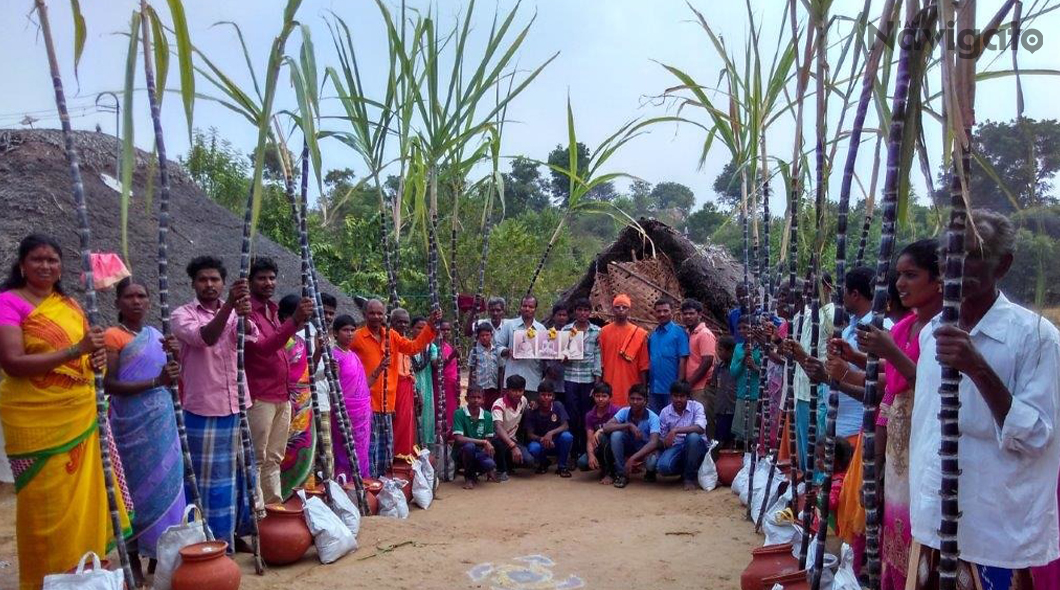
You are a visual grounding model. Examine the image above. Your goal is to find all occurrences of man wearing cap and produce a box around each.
[599,294,650,407]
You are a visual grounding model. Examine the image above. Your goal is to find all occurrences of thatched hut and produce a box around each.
[0,129,362,323]
[556,218,742,334]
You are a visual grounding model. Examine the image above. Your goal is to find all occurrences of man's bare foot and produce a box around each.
[463,478,476,490]
[485,470,499,482]
[683,480,698,491]
[600,475,614,485]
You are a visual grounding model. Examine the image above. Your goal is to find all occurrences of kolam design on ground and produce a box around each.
[467,555,585,589]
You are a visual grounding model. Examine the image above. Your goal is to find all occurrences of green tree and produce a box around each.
[712,160,743,209]
[967,118,1060,214]
[650,181,695,214]
[685,201,728,243]
[503,156,550,216]
[546,142,616,204]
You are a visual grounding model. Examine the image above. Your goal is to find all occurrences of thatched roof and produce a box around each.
[556,218,742,334]
[0,129,362,324]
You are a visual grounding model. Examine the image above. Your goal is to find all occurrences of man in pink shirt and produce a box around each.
[172,256,255,552]
[243,257,312,506]
[680,299,717,438]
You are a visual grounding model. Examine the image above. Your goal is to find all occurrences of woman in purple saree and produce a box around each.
[104,278,185,584]
[331,315,372,480]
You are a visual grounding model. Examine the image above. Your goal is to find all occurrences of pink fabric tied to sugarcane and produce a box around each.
[81,252,130,290]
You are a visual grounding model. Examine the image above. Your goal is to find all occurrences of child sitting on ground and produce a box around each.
[578,382,620,484]
[523,380,574,477]
[452,388,498,489]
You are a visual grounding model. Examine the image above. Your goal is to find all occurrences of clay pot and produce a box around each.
[172,541,240,590]
[761,569,810,590]
[344,479,381,515]
[741,543,800,590]
[716,450,743,486]
[259,503,313,566]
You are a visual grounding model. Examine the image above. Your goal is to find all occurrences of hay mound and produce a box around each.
[557,218,742,334]
[0,129,361,323]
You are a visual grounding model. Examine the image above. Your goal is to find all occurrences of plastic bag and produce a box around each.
[750,460,787,527]
[42,552,124,590]
[832,543,859,590]
[411,448,435,509]
[299,489,357,564]
[377,476,410,519]
[732,453,752,504]
[697,439,720,491]
[762,483,801,547]
[153,504,207,590]
[325,479,361,537]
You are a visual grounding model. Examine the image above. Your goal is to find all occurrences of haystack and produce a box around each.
[0,129,362,323]
[556,218,741,334]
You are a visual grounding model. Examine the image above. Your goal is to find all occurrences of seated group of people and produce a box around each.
[452,376,709,490]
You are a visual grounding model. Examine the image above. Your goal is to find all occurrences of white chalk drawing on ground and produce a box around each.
[467,555,585,589]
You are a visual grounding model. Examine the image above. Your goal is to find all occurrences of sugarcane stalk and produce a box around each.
[755,136,779,532]
[138,1,213,541]
[526,214,567,297]
[235,189,265,574]
[798,262,821,569]
[855,135,884,268]
[34,2,136,586]
[740,165,757,522]
[938,0,974,584]
[810,388,840,590]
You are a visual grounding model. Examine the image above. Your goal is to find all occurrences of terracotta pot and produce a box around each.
[172,541,240,590]
[259,503,313,566]
[760,569,810,590]
[716,450,743,486]
[741,543,799,590]
[343,480,381,515]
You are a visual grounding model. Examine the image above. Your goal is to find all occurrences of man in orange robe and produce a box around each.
[598,294,649,407]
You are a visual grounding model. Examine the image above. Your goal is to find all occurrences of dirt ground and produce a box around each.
[0,471,761,589]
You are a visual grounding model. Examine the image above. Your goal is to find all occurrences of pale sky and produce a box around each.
[2,0,1058,215]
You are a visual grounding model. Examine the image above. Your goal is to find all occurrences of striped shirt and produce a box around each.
[561,322,602,384]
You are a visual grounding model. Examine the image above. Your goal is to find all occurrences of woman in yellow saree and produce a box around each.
[0,234,131,589]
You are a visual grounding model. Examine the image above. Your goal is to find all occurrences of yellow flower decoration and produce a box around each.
[569,327,579,337]
[526,328,536,339]
[548,328,557,340]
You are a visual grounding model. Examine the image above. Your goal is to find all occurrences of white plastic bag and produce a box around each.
[42,552,123,590]
[299,489,357,563]
[762,483,801,547]
[153,504,207,590]
[697,439,720,491]
[832,543,859,590]
[325,479,361,537]
[411,448,435,509]
[377,476,410,519]
[750,461,787,527]
[732,453,752,504]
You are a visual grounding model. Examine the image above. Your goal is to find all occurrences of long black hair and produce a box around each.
[114,276,150,323]
[899,238,941,279]
[1,234,66,294]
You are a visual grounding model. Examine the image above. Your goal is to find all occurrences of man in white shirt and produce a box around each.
[910,210,1060,586]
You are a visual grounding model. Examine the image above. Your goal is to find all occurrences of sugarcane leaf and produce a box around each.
[69,0,86,78]
[165,0,194,139]
[144,147,157,213]
[971,150,1022,212]
[145,5,169,104]
[287,58,322,195]
[212,21,262,103]
[120,10,141,264]
[299,23,319,110]
[566,95,578,208]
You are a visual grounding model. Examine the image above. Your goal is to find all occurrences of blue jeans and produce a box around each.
[649,392,670,414]
[528,431,574,469]
[564,381,595,455]
[458,442,496,480]
[609,430,657,476]
[655,433,708,482]
[796,399,810,473]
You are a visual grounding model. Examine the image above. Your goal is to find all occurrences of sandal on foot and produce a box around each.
[613,475,629,488]
[557,468,572,478]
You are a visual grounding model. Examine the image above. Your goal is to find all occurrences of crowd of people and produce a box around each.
[1,207,1059,589]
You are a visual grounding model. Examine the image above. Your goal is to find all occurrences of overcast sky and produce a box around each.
[2,0,1058,214]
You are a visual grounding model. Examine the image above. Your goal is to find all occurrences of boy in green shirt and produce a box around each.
[452,388,498,489]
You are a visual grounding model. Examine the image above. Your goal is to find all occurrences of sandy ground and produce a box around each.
[0,472,761,589]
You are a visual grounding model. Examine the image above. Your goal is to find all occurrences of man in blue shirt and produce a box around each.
[648,297,690,413]
[601,385,660,488]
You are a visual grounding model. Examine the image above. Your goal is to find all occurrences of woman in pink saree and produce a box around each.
[857,239,941,590]
[331,315,371,479]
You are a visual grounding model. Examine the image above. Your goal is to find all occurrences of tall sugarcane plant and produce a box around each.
[33,1,136,586]
[124,0,214,541]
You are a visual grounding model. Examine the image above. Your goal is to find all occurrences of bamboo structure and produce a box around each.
[34,2,136,587]
[138,2,211,540]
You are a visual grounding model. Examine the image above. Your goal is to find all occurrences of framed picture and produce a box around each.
[512,329,536,359]
[535,330,561,360]
[559,330,585,360]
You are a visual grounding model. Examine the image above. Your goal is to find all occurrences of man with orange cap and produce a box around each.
[598,294,649,407]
